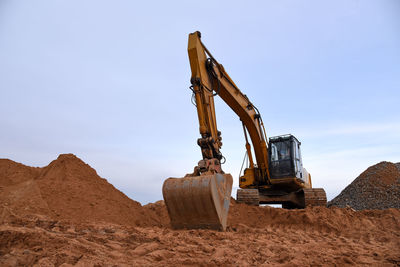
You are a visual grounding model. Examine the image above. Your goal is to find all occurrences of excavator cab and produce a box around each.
[269,135,305,182]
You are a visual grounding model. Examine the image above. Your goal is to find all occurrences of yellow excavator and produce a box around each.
[162,31,327,231]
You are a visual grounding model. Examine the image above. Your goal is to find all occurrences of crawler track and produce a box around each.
[303,188,327,207]
[236,189,260,206]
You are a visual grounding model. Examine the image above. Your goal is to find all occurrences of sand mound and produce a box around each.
[0,159,47,219]
[328,161,400,210]
[0,154,162,227]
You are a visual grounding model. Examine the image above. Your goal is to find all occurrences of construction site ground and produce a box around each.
[1,154,399,266]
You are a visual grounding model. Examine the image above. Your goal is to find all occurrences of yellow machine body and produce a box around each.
[162,32,326,231]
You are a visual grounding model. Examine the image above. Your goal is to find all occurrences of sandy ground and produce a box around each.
[1,154,400,266]
[1,205,399,266]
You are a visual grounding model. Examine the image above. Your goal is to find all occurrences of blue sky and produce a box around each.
[1,0,399,204]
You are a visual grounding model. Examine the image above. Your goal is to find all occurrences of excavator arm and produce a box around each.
[188,31,270,185]
[162,32,272,231]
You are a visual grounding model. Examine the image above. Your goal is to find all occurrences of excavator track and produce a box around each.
[302,188,327,207]
[236,189,260,206]
[236,188,327,208]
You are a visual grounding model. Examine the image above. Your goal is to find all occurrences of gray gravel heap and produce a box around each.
[328,161,400,210]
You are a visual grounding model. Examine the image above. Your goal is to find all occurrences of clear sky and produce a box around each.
[1,0,399,204]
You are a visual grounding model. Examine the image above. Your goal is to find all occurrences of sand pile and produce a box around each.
[0,154,162,227]
[328,161,400,210]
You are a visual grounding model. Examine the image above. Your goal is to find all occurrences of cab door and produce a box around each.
[292,140,304,181]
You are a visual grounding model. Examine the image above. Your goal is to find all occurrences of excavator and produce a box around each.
[162,31,327,231]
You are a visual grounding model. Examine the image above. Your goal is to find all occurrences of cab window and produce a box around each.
[270,141,291,161]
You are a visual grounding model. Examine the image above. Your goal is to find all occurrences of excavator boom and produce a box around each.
[162,32,239,231]
[163,31,275,230]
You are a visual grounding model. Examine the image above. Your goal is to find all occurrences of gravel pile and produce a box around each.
[328,161,400,210]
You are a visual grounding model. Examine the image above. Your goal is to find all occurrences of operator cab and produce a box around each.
[268,134,305,181]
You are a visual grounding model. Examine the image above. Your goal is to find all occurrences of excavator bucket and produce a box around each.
[162,173,233,231]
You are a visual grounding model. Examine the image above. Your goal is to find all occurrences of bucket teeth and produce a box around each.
[162,174,233,231]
